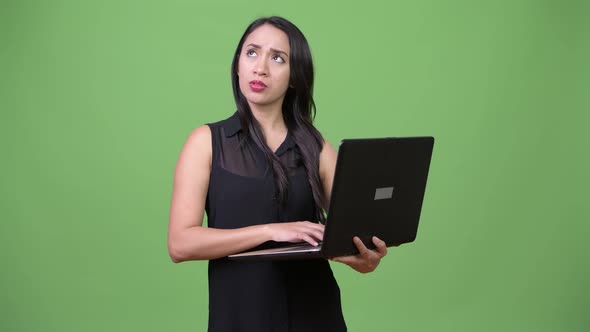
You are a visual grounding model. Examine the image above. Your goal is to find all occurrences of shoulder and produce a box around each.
[206,117,229,129]
[178,125,212,167]
[184,112,237,148]
[206,112,240,135]
[187,125,212,144]
[180,112,239,161]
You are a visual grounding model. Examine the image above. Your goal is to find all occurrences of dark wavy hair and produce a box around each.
[231,16,326,223]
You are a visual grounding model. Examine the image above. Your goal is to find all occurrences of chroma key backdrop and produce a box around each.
[1,0,588,331]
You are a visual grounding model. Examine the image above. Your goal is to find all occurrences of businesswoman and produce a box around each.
[168,16,388,331]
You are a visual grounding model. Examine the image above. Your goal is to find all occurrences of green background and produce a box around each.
[2,0,589,331]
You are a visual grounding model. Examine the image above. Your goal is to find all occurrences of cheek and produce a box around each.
[277,67,291,87]
[237,55,252,75]
[237,61,248,82]
[236,58,245,77]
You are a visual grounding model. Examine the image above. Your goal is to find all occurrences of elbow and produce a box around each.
[167,239,187,263]
[167,228,210,262]
[168,247,182,263]
[169,251,183,264]
[169,245,207,263]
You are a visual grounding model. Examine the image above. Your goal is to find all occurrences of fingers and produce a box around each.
[372,236,388,257]
[299,229,323,244]
[353,237,371,257]
[299,221,325,232]
[330,236,389,273]
[269,221,324,245]
[353,236,388,257]
[300,233,319,246]
[297,221,324,243]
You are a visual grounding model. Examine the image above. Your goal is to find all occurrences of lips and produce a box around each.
[249,80,267,92]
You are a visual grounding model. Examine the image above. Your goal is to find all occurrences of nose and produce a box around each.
[253,57,268,76]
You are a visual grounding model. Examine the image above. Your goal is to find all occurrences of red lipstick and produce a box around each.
[249,80,267,92]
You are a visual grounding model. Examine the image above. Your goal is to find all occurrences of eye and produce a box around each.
[246,49,257,57]
[272,55,285,63]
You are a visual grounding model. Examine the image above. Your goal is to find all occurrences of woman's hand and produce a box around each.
[330,236,388,273]
[265,221,325,246]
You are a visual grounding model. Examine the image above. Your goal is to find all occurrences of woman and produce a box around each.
[168,16,388,331]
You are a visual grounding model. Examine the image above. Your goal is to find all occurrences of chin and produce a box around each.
[245,95,267,105]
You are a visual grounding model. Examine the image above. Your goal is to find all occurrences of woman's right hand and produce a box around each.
[265,221,325,246]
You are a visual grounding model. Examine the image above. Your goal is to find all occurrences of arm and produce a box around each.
[319,140,388,273]
[167,125,324,263]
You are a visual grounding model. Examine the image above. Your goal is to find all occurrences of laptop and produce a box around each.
[228,136,435,261]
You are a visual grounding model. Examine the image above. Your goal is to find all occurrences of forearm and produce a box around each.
[168,224,271,262]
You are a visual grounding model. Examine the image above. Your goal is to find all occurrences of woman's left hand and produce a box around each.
[330,236,388,273]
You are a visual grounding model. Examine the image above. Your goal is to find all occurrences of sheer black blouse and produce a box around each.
[205,112,347,332]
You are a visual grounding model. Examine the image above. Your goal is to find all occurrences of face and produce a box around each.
[237,24,291,110]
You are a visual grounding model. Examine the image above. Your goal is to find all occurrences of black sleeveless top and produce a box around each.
[205,112,347,332]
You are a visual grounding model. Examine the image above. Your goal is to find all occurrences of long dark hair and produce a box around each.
[231,16,327,223]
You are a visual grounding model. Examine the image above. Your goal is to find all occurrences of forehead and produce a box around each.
[243,24,290,53]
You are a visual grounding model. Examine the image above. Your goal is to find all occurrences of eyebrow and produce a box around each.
[246,43,289,58]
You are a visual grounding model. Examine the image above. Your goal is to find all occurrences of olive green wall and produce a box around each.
[2,0,588,331]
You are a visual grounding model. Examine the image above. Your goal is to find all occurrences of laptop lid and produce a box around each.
[320,136,434,257]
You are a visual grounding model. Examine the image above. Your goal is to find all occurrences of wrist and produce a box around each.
[259,223,274,242]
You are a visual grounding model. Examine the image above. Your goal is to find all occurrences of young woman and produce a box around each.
[168,16,388,331]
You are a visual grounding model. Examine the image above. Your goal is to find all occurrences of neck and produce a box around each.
[249,103,287,135]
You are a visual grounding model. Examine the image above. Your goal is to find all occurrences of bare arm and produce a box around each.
[167,125,323,263]
[319,139,338,204]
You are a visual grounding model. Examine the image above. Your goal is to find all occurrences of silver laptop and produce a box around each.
[228,136,435,261]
